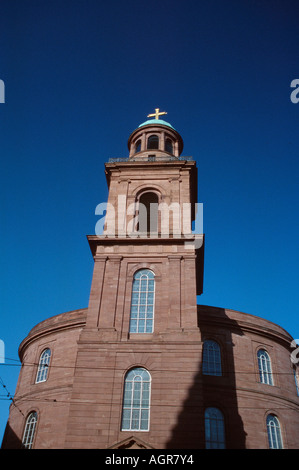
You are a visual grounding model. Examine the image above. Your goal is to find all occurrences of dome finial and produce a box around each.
[147,108,167,120]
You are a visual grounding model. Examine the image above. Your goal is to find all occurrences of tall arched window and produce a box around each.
[147,135,159,149]
[202,340,222,376]
[22,411,38,449]
[121,368,151,431]
[257,349,273,385]
[266,414,283,449]
[138,192,159,233]
[204,407,226,449]
[129,269,155,333]
[36,348,51,383]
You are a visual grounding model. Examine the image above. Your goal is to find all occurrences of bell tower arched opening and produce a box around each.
[137,191,159,234]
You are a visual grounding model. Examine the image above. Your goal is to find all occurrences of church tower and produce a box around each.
[85,109,204,338]
[65,110,205,448]
[3,111,298,450]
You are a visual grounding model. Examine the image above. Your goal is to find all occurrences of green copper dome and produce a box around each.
[138,119,175,130]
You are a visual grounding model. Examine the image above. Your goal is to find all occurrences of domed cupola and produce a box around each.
[127,108,184,161]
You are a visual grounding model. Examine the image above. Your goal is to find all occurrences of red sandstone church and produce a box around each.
[2,111,299,449]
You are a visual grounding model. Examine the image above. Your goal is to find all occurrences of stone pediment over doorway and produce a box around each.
[108,435,154,449]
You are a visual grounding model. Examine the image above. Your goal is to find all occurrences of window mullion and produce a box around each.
[130,378,134,430]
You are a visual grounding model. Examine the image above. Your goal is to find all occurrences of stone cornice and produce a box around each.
[197,305,293,348]
[18,308,87,360]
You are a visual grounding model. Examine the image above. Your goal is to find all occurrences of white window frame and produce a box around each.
[204,407,226,449]
[266,414,283,449]
[35,348,51,383]
[22,411,38,449]
[257,349,274,385]
[129,269,155,334]
[202,340,222,376]
[121,368,151,432]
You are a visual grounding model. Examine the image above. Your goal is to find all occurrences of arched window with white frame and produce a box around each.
[121,367,151,431]
[22,411,38,449]
[204,407,226,449]
[36,348,51,383]
[202,340,222,376]
[266,414,283,449]
[257,349,274,385]
[129,269,155,334]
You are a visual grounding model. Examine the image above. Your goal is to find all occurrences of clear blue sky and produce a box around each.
[0,0,298,441]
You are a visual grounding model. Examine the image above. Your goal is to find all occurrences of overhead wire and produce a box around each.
[0,357,297,375]
[1,394,298,412]
[1,356,298,416]
[0,375,24,416]
[1,352,297,372]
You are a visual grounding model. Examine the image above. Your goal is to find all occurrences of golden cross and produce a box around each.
[147,108,167,120]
